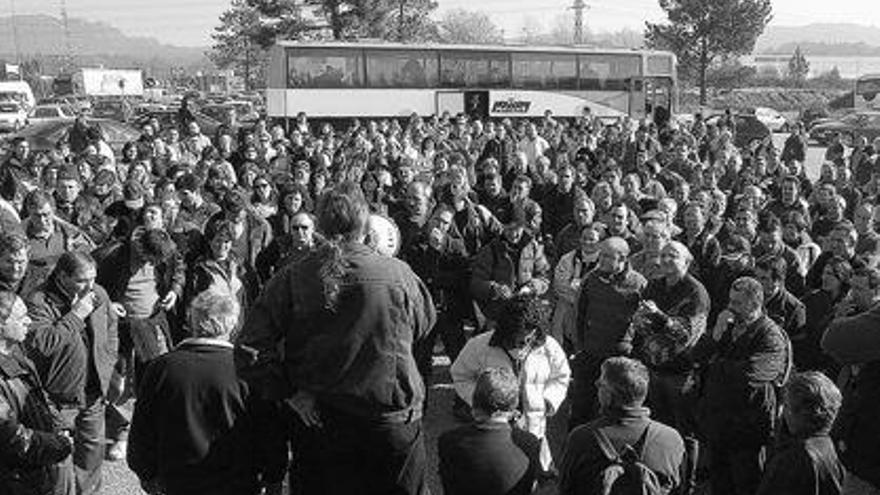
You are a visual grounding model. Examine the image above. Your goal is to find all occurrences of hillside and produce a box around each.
[0,15,209,70]
[758,23,880,54]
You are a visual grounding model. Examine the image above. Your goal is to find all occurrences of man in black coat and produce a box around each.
[25,251,119,495]
[439,368,540,495]
[693,276,790,495]
[128,291,263,495]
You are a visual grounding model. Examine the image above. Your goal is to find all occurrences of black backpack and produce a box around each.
[591,423,663,495]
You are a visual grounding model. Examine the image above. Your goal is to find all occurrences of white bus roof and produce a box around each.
[275,40,674,58]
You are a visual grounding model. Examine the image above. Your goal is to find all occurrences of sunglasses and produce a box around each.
[290,225,310,231]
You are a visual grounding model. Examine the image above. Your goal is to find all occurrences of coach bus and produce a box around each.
[855,73,880,111]
[266,41,677,122]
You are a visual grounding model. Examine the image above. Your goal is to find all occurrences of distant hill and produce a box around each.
[0,15,210,72]
[758,23,880,54]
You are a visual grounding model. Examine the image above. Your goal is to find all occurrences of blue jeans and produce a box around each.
[59,399,105,495]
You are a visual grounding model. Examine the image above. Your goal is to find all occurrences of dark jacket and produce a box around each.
[679,228,721,283]
[542,186,584,237]
[756,434,844,495]
[694,315,790,449]
[447,199,503,257]
[127,340,260,495]
[576,266,647,356]
[0,346,72,494]
[25,279,119,406]
[470,235,550,320]
[403,232,470,315]
[439,421,540,495]
[638,274,709,373]
[95,233,186,304]
[53,193,108,246]
[765,287,807,340]
[237,242,436,422]
[23,220,95,298]
[822,304,880,488]
[558,407,684,495]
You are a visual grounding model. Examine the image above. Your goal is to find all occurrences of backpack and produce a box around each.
[591,424,663,495]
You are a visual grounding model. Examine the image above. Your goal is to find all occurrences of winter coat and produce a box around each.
[25,278,119,406]
[0,345,72,495]
[470,236,550,320]
[450,331,570,440]
[694,315,790,449]
[550,249,596,346]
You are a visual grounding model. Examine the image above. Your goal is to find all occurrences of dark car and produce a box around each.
[133,109,222,136]
[2,118,139,155]
[808,111,880,146]
[706,113,772,149]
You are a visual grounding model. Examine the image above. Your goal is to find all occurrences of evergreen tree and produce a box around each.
[645,0,772,104]
[787,46,810,87]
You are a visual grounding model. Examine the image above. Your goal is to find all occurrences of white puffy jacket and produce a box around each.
[450,331,570,439]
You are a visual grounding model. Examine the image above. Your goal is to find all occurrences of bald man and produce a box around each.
[569,236,647,428]
[637,241,710,494]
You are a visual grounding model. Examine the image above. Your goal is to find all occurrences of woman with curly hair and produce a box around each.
[451,294,570,474]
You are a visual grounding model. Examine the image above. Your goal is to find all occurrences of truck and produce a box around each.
[0,80,36,111]
[54,69,145,98]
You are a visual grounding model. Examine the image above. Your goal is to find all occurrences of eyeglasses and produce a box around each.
[290,225,310,231]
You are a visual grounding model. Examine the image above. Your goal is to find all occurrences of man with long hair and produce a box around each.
[238,182,436,495]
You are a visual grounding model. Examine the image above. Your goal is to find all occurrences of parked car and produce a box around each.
[0,101,28,132]
[753,106,789,133]
[2,118,139,155]
[808,111,880,145]
[30,105,76,123]
[706,113,772,149]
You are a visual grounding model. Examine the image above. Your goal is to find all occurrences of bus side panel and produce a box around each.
[488,90,628,118]
[268,89,437,118]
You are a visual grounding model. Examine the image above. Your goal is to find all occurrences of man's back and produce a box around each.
[559,411,684,495]
[439,422,540,495]
[128,341,259,495]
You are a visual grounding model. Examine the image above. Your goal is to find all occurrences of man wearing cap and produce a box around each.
[175,173,220,231]
[470,211,550,325]
[206,190,272,302]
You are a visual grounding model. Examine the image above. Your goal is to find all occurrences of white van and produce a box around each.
[0,81,36,112]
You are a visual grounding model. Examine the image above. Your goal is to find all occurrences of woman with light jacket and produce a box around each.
[550,223,604,352]
[451,295,570,473]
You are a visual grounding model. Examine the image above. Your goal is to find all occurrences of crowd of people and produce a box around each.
[0,104,877,495]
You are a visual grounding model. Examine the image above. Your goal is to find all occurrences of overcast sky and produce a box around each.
[2,0,878,47]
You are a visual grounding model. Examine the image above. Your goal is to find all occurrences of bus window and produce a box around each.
[440,51,510,88]
[287,48,363,88]
[512,53,577,90]
[365,50,438,88]
[578,54,641,91]
[647,55,674,76]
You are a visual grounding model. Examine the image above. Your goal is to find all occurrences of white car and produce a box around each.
[754,107,789,133]
[0,101,28,132]
[29,104,76,122]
